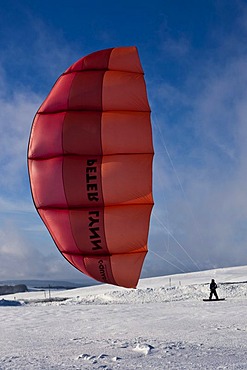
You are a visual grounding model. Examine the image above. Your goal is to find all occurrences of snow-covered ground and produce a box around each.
[1,265,247,369]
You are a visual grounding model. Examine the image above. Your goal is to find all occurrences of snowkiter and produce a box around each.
[209,279,218,300]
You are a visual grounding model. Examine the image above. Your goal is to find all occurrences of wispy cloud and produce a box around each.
[0,218,88,280]
[0,90,40,190]
[0,196,33,214]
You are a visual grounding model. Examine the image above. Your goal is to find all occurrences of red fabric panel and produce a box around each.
[108,46,143,73]
[68,71,104,110]
[102,154,153,205]
[103,71,150,111]
[29,113,65,159]
[111,252,147,288]
[65,48,113,72]
[28,157,66,208]
[39,209,79,254]
[63,111,102,155]
[39,74,75,113]
[104,205,152,254]
[102,112,153,155]
[65,46,142,73]
[83,255,117,285]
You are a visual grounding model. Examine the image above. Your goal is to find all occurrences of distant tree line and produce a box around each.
[0,284,28,295]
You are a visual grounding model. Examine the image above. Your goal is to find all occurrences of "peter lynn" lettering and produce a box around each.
[86,159,99,202]
[86,159,102,251]
[88,210,102,251]
[86,159,108,282]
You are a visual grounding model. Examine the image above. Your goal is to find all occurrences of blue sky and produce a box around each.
[1,0,247,283]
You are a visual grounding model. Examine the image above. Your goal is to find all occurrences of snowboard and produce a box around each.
[203,298,225,301]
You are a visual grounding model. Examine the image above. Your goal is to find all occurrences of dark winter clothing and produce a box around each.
[209,279,218,300]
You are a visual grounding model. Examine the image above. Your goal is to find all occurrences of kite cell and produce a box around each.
[28,46,154,288]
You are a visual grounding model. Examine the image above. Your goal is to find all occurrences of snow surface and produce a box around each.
[1,265,247,369]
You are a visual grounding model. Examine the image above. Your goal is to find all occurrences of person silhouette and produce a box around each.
[209,279,219,300]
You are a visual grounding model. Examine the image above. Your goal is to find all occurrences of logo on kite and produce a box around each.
[28,46,154,288]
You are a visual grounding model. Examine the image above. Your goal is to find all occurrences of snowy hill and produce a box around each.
[2,264,247,304]
[0,265,247,369]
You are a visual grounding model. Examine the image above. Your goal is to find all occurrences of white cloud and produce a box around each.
[0,219,86,280]
[160,36,190,58]
[0,90,39,190]
[0,196,33,214]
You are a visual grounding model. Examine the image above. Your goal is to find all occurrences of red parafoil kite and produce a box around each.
[28,46,154,288]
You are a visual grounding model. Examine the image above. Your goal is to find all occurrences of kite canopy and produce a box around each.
[28,46,154,288]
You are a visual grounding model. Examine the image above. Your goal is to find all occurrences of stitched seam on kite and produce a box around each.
[62,250,148,257]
